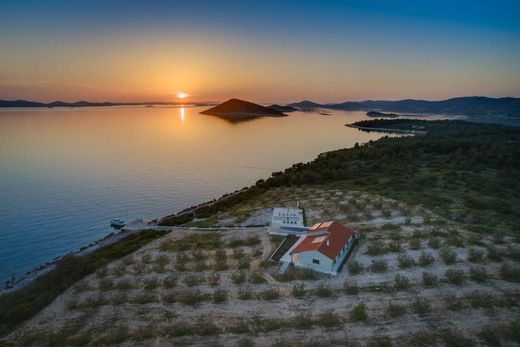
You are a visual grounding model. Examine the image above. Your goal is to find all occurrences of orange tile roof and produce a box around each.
[291,221,354,259]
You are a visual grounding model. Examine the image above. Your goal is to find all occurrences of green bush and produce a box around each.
[427,238,441,249]
[212,289,227,303]
[344,283,359,295]
[350,303,368,322]
[314,284,333,298]
[411,297,431,315]
[418,252,434,267]
[486,246,503,262]
[250,272,267,284]
[292,283,305,298]
[259,288,280,301]
[439,248,457,264]
[315,311,342,327]
[397,253,415,268]
[445,269,465,285]
[500,263,520,282]
[386,302,406,317]
[163,275,177,288]
[469,266,488,283]
[231,271,246,285]
[348,260,364,275]
[238,287,253,300]
[208,273,220,287]
[394,274,411,290]
[143,278,158,290]
[422,272,438,287]
[370,259,388,272]
[467,248,485,263]
[444,295,466,311]
[409,239,421,250]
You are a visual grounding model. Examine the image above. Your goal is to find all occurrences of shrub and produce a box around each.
[441,329,474,347]
[467,292,494,309]
[292,284,305,298]
[198,321,221,336]
[184,274,204,287]
[397,253,415,268]
[179,291,208,306]
[418,252,434,267]
[259,288,279,301]
[467,248,485,263]
[208,273,220,287]
[212,289,227,303]
[143,278,158,290]
[231,271,246,285]
[445,269,465,285]
[411,297,431,316]
[194,261,208,272]
[486,246,503,262]
[315,311,342,327]
[141,254,152,263]
[422,272,438,287]
[238,287,253,300]
[350,303,368,322]
[163,275,177,288]
[238,259,250,270]
[409,239,421,250]
[292,313,313,330]
[370,259,388,272]
[250,272,267,284]
[314,284,333,298]
[477,327,501,347]
[132,293,156,304]
[388,240,402,252]
[348,260,363,275]
[439,248,457,264]
[469,266,488,283]
[394,274,411,290]
[386,302,406,317]
[162,293,176,303]
[444,236,464,248]
[500,263,520,282]
[427,238,441,249]
[344,283,359,295]
[366,241,386,256]
[444,295,466,311]
[232,248,245,259]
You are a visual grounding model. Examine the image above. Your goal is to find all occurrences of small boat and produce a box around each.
[110,218,126,229]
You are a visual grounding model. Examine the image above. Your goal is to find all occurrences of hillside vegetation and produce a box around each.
[180,120,520,236]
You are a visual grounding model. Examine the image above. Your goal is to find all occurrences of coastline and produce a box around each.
[345,124,427,134]
[0,187,251,296]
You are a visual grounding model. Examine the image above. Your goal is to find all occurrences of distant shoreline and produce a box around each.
[0,100,218,108]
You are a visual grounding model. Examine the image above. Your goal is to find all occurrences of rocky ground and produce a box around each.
[4,188,520,346]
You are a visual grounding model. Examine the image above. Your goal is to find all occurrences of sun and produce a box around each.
[176,92,188,99]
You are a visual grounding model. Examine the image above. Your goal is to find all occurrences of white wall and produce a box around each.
[292,250,333,275]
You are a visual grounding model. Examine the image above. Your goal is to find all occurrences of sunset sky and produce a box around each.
[1,0,519,103]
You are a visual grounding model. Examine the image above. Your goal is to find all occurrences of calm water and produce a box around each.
[0,105,476,283]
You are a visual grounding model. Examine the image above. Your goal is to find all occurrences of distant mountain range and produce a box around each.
[0,100,215,108]
[1,96,519,118]
[288,96,520,117]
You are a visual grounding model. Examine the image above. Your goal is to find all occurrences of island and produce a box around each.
[366,111,399,118]
[268,104,297,113]
[200,98,288,121]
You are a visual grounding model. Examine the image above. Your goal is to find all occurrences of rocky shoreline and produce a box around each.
[0,221,151,295]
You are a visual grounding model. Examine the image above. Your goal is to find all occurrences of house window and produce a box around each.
[312,259,320,265]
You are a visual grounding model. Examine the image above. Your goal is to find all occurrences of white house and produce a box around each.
[288,221,356,276]
[271,207,304,228]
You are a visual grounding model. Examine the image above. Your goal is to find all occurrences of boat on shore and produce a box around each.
[110,218,126,229]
